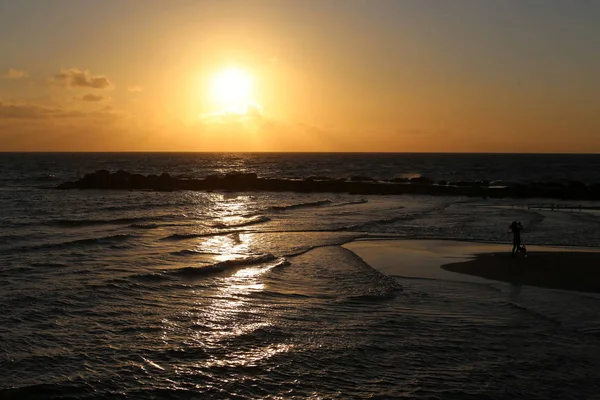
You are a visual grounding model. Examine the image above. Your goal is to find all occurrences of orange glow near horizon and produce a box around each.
[2,1,600,152]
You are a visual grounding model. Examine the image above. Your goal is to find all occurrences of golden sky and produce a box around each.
[1,0,599,152]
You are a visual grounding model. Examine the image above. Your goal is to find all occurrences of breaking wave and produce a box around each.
[133,254,286,281]
[335,215,415,231]
[160,231,241,241]
[47,214,178,227]
[269,200,332,211]
[169,249,216,257]
[329,199,369,207]
[29,234,135,251]
[209,215,271,229]
[129,223,160,229]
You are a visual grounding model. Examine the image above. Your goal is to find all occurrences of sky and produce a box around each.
[1,0,599,152]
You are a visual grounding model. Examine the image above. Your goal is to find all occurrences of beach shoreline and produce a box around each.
[441,251,600,293]
[344,239,600,293]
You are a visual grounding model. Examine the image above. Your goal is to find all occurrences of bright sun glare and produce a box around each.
[211,68,253,112]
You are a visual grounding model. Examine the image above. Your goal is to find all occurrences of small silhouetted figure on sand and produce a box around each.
[510,221,523,257]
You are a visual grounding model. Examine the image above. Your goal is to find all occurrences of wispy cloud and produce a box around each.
[199,102,264,125]
[1,69,28,79]
[80,93,105,102]
[127,85,143,92]
[0,102,126,151]
[0,101,84,119]
[49,68,112,89]
[0,101,118,119]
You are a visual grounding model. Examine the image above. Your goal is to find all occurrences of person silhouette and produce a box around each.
[510,221,523,257]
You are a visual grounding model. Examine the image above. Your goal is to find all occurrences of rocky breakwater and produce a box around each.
[57,170,600,200]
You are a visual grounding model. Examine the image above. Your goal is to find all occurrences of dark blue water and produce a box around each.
[2,152,600,188]
[2,153,600,399]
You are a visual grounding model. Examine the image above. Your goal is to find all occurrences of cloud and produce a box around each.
[0,100,348,152]
[0,104,127,151]
[176,104,348,152]
[80,93,105,102]
[127,85,143,92]
[198,102,264,126]
[0,101,119,120]
[49,68,112,89]
[0,102,85,119]
[1,69,28,79]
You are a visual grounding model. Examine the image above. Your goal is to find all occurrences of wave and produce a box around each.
[344,289,402,302]
[251,290,311,300]
[47,214,178,228]
[0,234,31,242]
[132,272,177,283]
[335,215,415,231]
[329,199,369,207]
[99,201,191,213]
[1,266,35,275]
[32,174,58,182]
[133,254,285,281]
[0,234,136,255]
[160,230,241,241]
[30,233,135,251]
[129,223,160,229]
[268,200,332,211]
[1,174,60,187]
[270,232,365,258]
[29,262,69,268]
[340,269,403,303]
[168,254,281,278]
[505,301,564,326]
[169,249,216,257]
[578,326,600,336]
[209,215,271,229]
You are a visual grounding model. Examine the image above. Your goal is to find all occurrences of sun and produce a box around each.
[210,68,253,112]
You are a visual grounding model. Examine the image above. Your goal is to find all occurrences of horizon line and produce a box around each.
[1,151,599,156]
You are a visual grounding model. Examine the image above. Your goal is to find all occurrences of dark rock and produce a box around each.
[56,170,600,201]
[130,174,148,189]
[388,177,409,183]
[306,176,334,181]
[350,176,377,182]
[410,176,433,185]
[111,170,132,188]
[80,170,111,188]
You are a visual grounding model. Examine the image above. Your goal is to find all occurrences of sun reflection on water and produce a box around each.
[189,259,292,368]
[188,197,290,367]
[201,233,250,263]
[157,195,293,370]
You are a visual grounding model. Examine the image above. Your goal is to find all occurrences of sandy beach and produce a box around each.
[442,251,600,293]
[345,239,600,293]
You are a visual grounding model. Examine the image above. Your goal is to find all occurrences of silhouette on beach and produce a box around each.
[510,221,523,257]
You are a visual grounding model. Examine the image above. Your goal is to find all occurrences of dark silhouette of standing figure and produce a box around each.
[510,221,523,257]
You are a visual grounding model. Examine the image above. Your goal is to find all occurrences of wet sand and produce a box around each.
[441,251,600,293]
[344,239,600,293]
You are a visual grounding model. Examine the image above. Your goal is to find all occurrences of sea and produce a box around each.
[1,152,600,399]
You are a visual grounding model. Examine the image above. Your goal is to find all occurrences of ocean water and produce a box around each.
[1,153,600,399]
